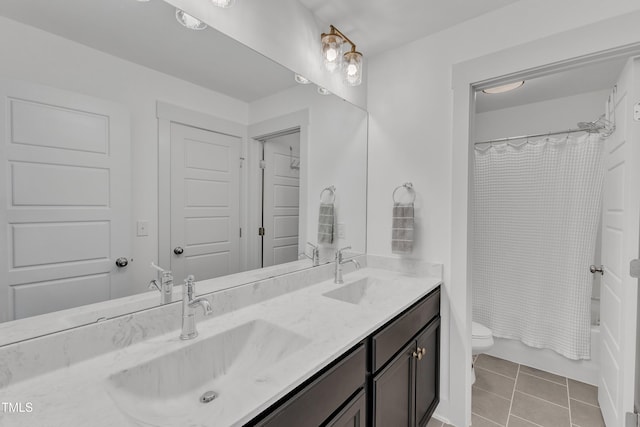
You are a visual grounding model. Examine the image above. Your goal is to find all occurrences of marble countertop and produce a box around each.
[0,267,441,427]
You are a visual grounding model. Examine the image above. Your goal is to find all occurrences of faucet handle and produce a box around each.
[339,246,352,252]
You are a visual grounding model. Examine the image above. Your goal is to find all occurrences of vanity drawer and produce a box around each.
[256,344,366,427]
[372,288,440,372]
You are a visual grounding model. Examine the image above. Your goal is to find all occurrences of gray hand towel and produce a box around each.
[318,203,334,244]
[392,202,414,254]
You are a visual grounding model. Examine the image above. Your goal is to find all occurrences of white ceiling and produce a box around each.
[475,57,627,113]
[298,0,522,57]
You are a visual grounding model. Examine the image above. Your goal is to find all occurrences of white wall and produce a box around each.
[475,90,610,142]
[249,84,368,261]
[0,16,249,293]
[366,1,640,425]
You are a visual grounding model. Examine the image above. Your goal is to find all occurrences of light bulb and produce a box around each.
[321,33,343,72]
[343,51,363,86]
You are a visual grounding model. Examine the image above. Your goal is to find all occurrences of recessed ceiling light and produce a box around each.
[482,81,525,94]
[317,86,331,96]
[294,74,311,84]
[175,9,208,30]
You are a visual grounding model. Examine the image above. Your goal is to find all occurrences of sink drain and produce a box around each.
[200,391,218,404]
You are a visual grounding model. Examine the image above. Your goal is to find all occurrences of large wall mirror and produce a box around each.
[0,0,367,345]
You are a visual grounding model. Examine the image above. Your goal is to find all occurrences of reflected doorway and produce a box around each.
[259,130,301,268]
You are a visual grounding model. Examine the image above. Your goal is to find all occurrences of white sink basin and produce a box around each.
[107,319,310,425]
[323,277,390,305]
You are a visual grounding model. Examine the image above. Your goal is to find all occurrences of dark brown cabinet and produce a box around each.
[372,340,414,426]
[249,286,440,427]
[371,318,440,427]
[252,345,366,427]
[326,390,366,427]
[371,288,440,427]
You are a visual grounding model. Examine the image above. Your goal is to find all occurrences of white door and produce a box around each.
[262,132,300,267]
[0,80,131,321]
[599,57,640,427]
[170,123,241,283]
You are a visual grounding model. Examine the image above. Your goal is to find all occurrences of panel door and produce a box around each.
[373,340,414,427]
[170,122,241,283]
[415,319,440,427]
[262,132,300,267]
[326,390,366,427]
[0,80,131,321]
[599,57,640,427]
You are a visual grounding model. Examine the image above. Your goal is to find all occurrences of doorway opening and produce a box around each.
[467,50,640,427]
[255,128,301,268]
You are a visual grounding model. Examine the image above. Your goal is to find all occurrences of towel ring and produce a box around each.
[320,185,336,203]
[392,182,416,203]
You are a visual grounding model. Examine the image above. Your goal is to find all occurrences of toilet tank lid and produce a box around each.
[472,321,492,339]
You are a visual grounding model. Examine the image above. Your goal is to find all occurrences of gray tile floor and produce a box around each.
[470,354,605,427]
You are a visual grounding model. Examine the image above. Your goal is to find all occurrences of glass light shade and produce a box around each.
[317,86,331,96]
[321,33,343,72]
[175,9,208,30]
[211,0,235,8]
[294,74,311,84]
[343,51,363,86]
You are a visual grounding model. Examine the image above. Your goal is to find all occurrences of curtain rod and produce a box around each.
[474,127,605,145]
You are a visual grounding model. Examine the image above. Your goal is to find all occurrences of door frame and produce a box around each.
[247,109,309,271]
[450,18,640,427]
[156,101,246,273]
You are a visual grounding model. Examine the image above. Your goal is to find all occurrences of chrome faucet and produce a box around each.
[149,262,173,304]
[300,242,320,266]
[335,246,360,284]
[180,275,213,340]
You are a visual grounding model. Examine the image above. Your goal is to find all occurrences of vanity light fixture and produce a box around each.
[482,81,525,94]
[294,74,311,84]
[175,9,208,30]
[317,86,331,96]
[211,0,235,7]
[321,25,364,86]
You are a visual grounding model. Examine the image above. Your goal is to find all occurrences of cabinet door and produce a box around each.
[325,390,366,427]
[373,340,415,427]
[415,317,441,427]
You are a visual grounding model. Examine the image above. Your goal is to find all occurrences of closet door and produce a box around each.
[169,122,241,283]
[598,57,640,427]
[0,80,131,321]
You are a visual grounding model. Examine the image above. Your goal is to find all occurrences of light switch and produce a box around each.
[337,223,346,239]
[137,220,149,237]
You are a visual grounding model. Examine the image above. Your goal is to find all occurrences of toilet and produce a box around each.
[472,321,494,384]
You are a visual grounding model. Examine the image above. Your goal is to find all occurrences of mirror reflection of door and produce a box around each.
[169,122,241,284]
[260,130,301,268]
[0,81,131,321]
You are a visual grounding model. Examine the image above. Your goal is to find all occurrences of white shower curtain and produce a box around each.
[472,134,604,360]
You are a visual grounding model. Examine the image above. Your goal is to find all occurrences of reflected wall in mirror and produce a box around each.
[0,0,367,343]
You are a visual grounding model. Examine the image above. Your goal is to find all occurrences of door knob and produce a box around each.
[174,247,184,255]
[590,265,604,275]
[115,257,129,268]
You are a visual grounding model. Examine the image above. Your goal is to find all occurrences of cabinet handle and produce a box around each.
[413,347,427,361]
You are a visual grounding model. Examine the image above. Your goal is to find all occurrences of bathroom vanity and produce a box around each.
[0,258,442,427]
[252,286,440,427]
